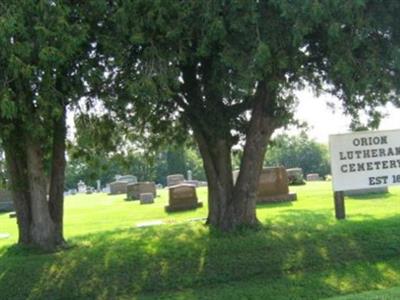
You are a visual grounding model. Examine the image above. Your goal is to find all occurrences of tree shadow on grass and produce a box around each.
[257,201,294,209]
[346,192,393,200]
[1,210,400,299]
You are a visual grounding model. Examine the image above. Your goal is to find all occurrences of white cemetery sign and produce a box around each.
[329,129,400,192]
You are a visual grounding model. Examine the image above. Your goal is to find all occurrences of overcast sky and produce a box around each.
[284,89,400,144]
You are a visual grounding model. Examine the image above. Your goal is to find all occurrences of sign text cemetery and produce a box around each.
[330,129,400,191]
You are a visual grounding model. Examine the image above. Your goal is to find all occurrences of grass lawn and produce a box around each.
[1,182,400,299]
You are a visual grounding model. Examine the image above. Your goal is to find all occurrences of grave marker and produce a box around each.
[165,183,202,212]
[109,181,128,195]
[140,193,154,204]
[167,174,184,187]
[256,167,297,203]
[127,182,156,200]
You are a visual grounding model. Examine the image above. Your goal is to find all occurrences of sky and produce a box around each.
[283,89,400,144]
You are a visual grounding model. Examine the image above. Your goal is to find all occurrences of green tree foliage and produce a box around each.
[65,144,206,189]
[265,133,330,177]
[96,0,400,230]
[0,1,94,250]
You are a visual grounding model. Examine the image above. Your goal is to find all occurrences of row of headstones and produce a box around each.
[108,168,297,208]
[109,178,203,211]
[0,167,388,214]
[234,167,388,201]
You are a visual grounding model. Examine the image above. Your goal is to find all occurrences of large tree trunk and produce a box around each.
[194,133,234,228]
[49,106,67,245]
[229,93,276,229]
[4,122,65,251]
[4,131,32,245]
[193,83,277,231]
[25,137,58,250]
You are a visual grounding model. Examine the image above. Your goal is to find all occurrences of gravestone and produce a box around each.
[286,168,305,185]
[96,180,101,192]
[156,183,163,189]
[109,181,128,195]
[165,183,203,212]
[306,173,321,181]
[257,167,297,203]
[140,193,154,204]
[0,190,13,212]
[115,175,137,183]
[187,170,193,181]
[167,174,184,187]
[77,180,86,193]
[344,186,389,196]
[127,182,156,200]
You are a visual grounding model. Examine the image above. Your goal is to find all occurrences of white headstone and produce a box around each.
[96,180,101,192]
[77,180,86,193]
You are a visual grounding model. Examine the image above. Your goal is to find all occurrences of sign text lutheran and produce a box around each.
[329,129,400,191]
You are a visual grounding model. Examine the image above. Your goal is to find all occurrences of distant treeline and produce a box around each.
[64,132,330,190]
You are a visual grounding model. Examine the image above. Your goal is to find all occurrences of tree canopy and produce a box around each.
[1,0,400,247]
[265,133,330,177]
[96,0,400,230]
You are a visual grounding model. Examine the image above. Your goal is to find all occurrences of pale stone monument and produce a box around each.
[306,173,321,181]
[256,167,297,203]
[139,193,154,204]
[187,170,192,181]
[96,180,101,192]
[77,180,86,193]
[167,174,184,187]
[0,190,13,212]
[109,175,137,195]
[127,182,156,200]
[165,183,202,212]
[115,175,137,183]
[286,168,305,185]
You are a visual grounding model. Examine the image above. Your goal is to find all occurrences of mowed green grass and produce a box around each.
[1,182,400,299]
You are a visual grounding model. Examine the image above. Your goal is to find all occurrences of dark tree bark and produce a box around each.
[190,81,278,231]
[194,132,234,228]
[228,85,277,229]
[49,105,67,245]
[4,130,32,245]
[25,136,57,250]
[3,113,67,251]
